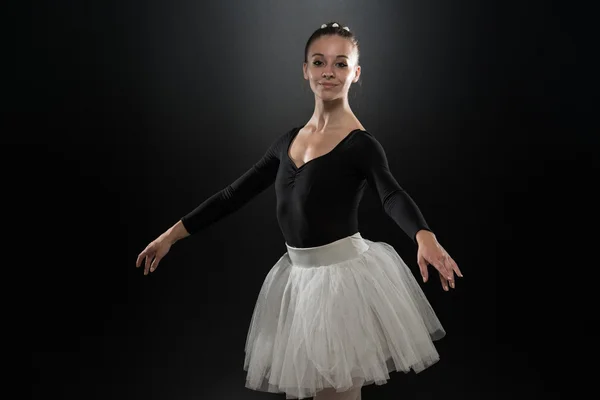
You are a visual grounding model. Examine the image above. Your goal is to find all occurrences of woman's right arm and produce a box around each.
[136,147,280,275]
[175,129,291,239]
[137,129,292,275]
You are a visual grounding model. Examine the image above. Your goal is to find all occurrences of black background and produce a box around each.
[15,0,596,399]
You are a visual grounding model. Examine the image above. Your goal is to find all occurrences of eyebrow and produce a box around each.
[311,53,349,59]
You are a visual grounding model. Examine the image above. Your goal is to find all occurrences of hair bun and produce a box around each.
[320,22,350,32]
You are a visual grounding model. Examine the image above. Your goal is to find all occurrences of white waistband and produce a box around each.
[285,232,370,268]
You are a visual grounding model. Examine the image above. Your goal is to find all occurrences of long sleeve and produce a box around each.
[180,132,286,235]
[354,132,432,243]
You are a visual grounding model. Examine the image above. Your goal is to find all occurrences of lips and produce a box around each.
[320,83,337,88]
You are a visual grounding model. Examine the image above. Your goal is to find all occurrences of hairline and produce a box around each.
[310,53,350,59]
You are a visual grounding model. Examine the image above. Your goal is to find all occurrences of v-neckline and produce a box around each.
[286,126,362,170]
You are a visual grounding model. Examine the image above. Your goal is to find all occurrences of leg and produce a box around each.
[314,378,363,400]
[313,386,360,400]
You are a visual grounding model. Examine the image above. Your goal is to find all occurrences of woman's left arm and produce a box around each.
[356,133,463,291]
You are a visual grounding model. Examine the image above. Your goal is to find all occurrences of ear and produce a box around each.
[303,62,308,80]
[352,65,361,83]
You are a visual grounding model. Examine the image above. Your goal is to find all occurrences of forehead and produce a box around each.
[308,35,356,57]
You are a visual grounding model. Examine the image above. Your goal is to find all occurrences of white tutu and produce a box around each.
[243,232,445,399]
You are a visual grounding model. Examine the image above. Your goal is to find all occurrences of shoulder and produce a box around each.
[279,125,303,144]
[348,129,384,153]
[264,125,302,157]
[346,130,391,171]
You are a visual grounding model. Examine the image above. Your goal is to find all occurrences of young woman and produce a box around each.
[136,21,463,400]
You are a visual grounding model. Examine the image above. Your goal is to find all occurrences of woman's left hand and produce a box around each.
[416,230,463,291]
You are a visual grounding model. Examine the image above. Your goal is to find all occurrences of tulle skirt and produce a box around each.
[243,232,445,399]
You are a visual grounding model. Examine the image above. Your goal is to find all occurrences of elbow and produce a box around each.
[381,188,403,209]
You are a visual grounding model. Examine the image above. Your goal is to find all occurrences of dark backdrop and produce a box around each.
[15,0,595,399]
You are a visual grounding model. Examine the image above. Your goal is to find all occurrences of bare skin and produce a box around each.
[291,35,364,168]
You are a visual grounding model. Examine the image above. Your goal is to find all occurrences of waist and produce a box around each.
[285,232,369,268]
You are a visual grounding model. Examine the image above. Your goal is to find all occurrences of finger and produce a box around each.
[150,256,161,273]
[439,271,449,291]
[417,257,429,282]
[451,258,463,277]
[433,257,453,283]
[440,256,454,283]
[144,254,154,276]
[136,251,145,268]
[444,258,456,288]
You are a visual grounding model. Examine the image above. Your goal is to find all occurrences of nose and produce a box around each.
[322,70,334,79]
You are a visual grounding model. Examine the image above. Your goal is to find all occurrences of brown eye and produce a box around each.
[336,62,347,68]
[312,61,323,66]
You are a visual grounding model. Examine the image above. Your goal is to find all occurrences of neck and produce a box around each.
[309,95,355,132]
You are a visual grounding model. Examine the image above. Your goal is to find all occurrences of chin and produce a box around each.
[321,92,342,101]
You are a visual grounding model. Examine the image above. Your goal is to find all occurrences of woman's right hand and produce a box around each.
[136,234,173,275]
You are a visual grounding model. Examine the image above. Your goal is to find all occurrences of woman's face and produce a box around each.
[303,35,360,101]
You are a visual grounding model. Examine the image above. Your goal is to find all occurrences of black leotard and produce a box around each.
[181,126,432,248]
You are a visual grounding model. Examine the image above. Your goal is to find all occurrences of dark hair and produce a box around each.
[304,21,360,64]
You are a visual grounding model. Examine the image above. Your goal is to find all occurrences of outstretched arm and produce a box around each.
[354,132,463,290]
[178,132,286,237]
